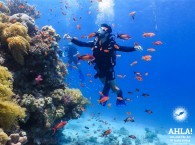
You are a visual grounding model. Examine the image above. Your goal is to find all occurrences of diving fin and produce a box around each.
[116,90,126,106]
[116,97,126,106]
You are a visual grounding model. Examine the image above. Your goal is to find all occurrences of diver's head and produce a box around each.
[64,42,73,52]
[97,24,112,38]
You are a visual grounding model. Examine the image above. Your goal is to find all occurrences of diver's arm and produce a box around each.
[117,42,143,52]
[63,34,93,48]
[117,46,136,52]
[71,38,93,47]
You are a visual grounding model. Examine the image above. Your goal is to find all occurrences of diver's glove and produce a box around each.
[134,42,143,51]
[63,34,72,41]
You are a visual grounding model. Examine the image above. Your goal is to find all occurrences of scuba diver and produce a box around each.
[63,24,142,106]
[58,42,85,82]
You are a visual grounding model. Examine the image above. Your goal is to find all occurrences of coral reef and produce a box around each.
[0,13,9,23]
[7,132,28,145]
[0,1,10,14]
[117,127,129,136]
[0,65,13,100]
[7,36,30,65]
[9,13,37,36]
[0,128,10,145]
[122,136,133,145]
[143,128,159,143]
[1,22,31,41]
[5,0,40,19]
[0,66,26,132]
[0,22,31,65]
[0,1,88,144]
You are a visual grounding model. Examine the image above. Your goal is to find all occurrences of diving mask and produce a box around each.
[97,27,108,35]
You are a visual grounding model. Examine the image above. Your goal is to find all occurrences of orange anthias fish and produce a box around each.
[142,32,155,37]
[153,40,163,45]
[129,11,136,20]
[102,129,112,137]
[136,76,143,81]
[78,54,95,61]
[0,2,3,8]
[142,55,152,61]
[52,121,67,135]
[98,96,109,104]
[117,34,131,40]
[130,61,138,66]
[77,24,81,30]
[18,5,25,9]
[87,32,96,38]
[117,74,126,79]
[147,48,156,52]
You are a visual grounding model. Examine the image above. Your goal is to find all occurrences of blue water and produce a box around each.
[28,0,195,144]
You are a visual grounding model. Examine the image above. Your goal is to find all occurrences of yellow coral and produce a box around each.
[1,22,31,41]
[64,88,84,104]
[0,66,25,131]
[0,100,26,132]
[0,128,10,145]
[0,22,9,37]
[0,13,9,23]
[0,65,13,87]
[7,36,30,65]
[0,66,13,101]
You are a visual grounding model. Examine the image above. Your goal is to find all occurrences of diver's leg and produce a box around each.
[97,69,111,106]
[109,73,126,106]
[99,77,110,106]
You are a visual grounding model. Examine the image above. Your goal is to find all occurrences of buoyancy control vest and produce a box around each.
[92,34,116,70]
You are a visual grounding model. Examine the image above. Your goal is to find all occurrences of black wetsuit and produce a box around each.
[71,35,136,105]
